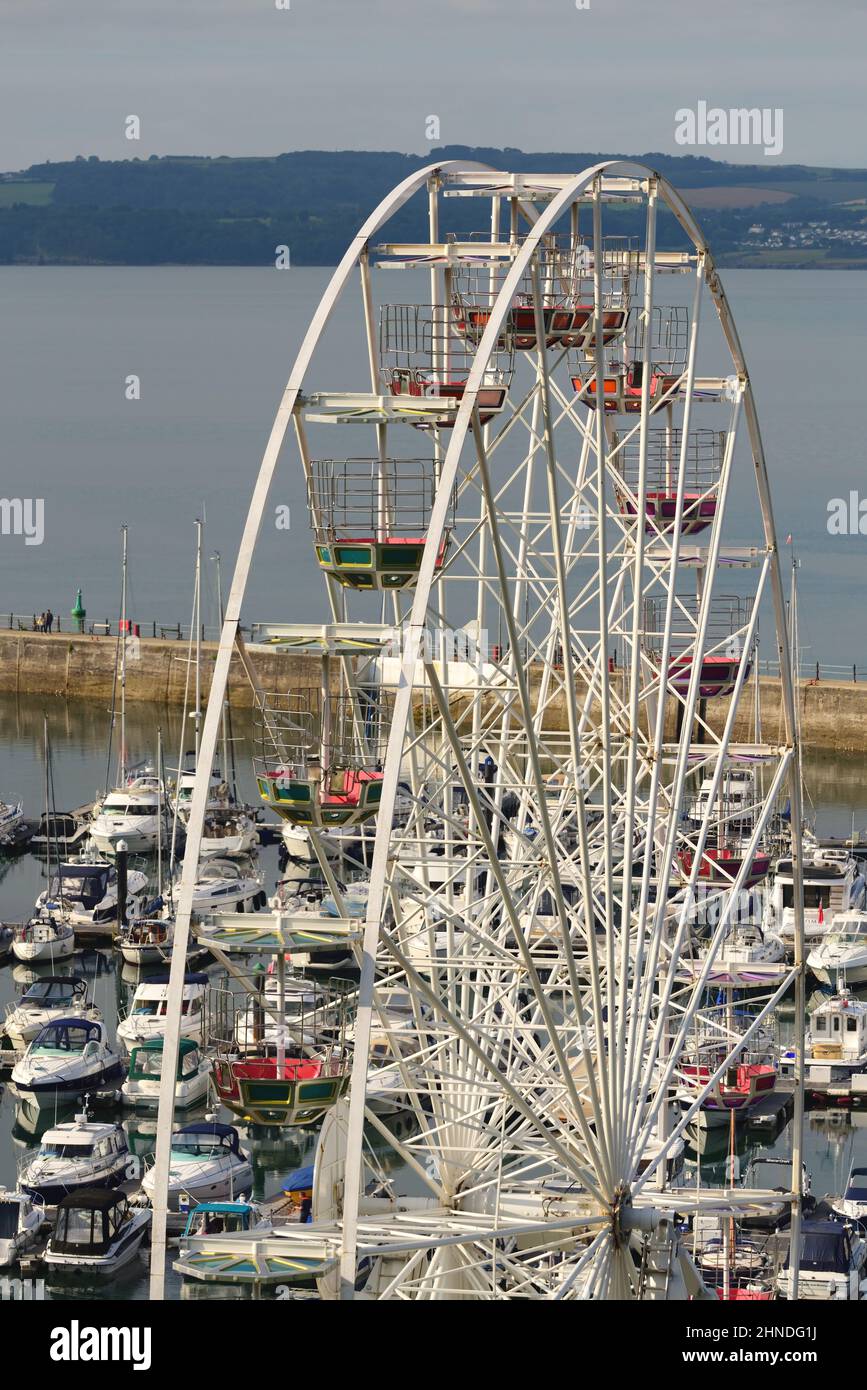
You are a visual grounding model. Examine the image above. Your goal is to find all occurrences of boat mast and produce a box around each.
[156,727,163,901]
[194,518,203,767]
[119,523,128,782]
[43,714,54,901]
[212,550,230,795]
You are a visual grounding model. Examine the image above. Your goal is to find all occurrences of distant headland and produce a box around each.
[2,146,866,268]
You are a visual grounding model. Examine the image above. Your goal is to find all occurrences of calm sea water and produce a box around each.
[0,267,865,661]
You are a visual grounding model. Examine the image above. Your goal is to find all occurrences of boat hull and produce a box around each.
[12,935,75,964]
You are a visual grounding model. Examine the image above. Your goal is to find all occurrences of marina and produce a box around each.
[3,156,867,1312]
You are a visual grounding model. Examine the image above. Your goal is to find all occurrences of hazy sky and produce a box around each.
[1,0,864,170]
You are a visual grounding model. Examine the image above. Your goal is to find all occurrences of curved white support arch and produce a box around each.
[147,157,494,1297]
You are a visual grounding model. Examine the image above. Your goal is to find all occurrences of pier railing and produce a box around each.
[755,659,867,684]
[5,614,867,684]
[3,613,244,643]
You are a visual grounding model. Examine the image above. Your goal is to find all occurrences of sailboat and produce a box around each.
[89,525,167,855]
[166,523,263,914]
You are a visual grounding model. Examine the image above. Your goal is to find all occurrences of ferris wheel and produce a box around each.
[149,159,807,1301]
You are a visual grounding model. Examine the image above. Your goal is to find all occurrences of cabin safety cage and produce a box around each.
[149,159,808,1303]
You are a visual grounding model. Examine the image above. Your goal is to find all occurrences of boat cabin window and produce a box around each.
[171,1132,229,1157]
[43,1141,95,1159]
[190,1208,248,1235]
[106,1203,128,1238]
[132,1051,163,1078]
[132,1000,160,1017]
[782,884,831,910]
[0,1206,20,1238]
[847,1017,858,1033]
[833,1016,841,1034]
[57,870,110,909]
[57,1207,97,1247]
[24,980,76,1003]
[815,1016,827,1033]
[181,1050,200,1077]
[34,1024,95,1053]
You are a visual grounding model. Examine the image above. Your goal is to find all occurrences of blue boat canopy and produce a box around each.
[785,1220,851,1273]
[177,1122,242,1155]
[282,1165,315,1193]
[150,973,209,985]
[34,1018,103,1047]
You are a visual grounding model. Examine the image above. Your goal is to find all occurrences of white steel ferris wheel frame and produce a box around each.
[148,159,807,1301]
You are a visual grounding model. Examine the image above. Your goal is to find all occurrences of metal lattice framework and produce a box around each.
[149,160,807,1302]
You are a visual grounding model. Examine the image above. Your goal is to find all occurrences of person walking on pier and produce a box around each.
[45,608,53,633]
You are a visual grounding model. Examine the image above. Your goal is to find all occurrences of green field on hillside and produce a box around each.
[0,181,55,207]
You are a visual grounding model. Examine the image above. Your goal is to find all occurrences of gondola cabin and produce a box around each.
[677,847,770,889]
[571,367,681,413]
[614,485,717,536]
[212,1051,351,1128]
[257,765,385,829]
[385,371,507,428]
[308,457,453,592]
[663,653,748,700]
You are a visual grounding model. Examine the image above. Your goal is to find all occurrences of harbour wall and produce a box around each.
[1,630,865,753]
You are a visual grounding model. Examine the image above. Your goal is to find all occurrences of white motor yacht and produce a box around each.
[4,974,100,1051]
[34,853,150,939]
[45,1189,150,1275]
[780,990,867,1092]
[19,1116,131,1206]
[808,911,867,986]
[199,810,259,859]
[0,1189,48,1266]
[777,1219,867,1300]
[89,773,167,854]
[11,1018,123,1108]
[188,856,265,913]
[116,972,208,1053]
[121,1037,211,1110]
[767,850,867,954]
[170,756,232,824]
[141,1122,253,1223]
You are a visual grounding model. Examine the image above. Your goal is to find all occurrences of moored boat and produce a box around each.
[121,1037,211,1110]
[777,1219,867,1300]
[11,1018,123,1107]
[45,1189,150,1275]
[11,916,75,964]
[19,1116,131,1206]
[116,972,209,1054]
[807,911,867,986]
[141,1122,253,1224]
[0,1188,48,1266]
[34,853,149,941]
[4,974,100,1051]
[89,773,167,855]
